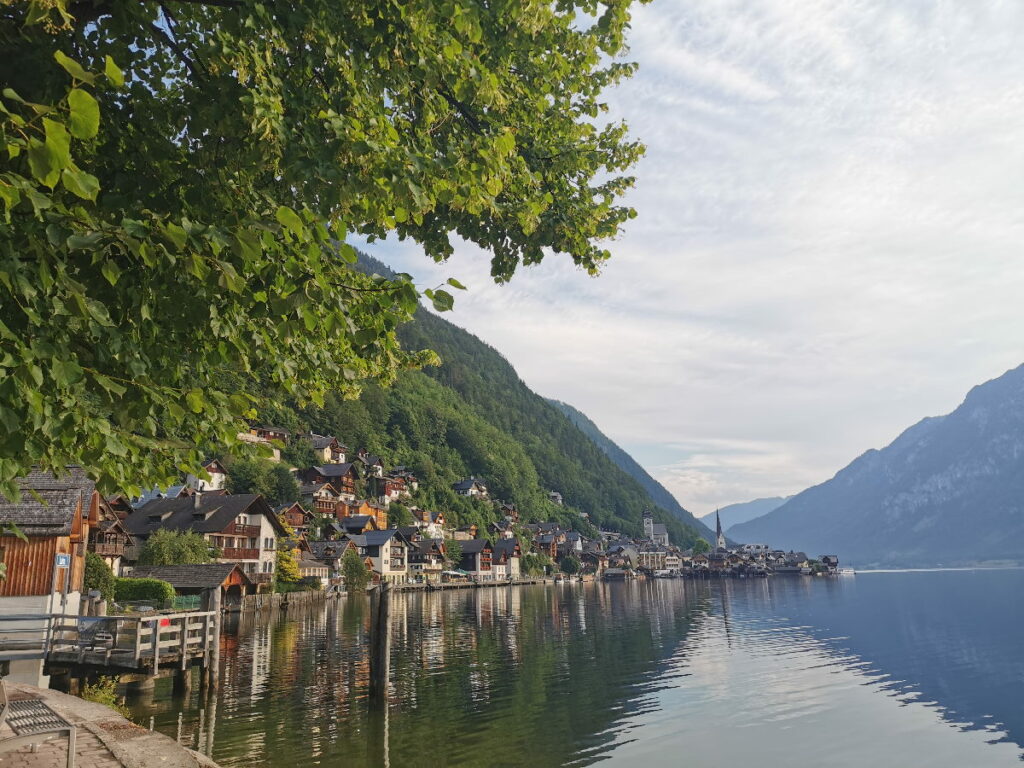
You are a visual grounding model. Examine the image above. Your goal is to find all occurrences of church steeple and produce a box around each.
[715,508,726,551]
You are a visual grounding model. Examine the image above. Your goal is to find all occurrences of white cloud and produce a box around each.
[368,0,1024,515]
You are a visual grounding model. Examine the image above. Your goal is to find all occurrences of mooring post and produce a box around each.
[208,589,221,690]
[369,580,391,704]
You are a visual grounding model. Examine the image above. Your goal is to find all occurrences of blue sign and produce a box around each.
[55,553,71,568]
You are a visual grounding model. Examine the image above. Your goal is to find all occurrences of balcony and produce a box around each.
[249,573,273,584]
[90,540,125,556]
[221,547,260,560]
[223,522,261,537]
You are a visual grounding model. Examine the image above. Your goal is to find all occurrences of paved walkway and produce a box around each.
[0,684,219,768]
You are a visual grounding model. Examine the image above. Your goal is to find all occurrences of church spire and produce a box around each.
[715,508,726,551]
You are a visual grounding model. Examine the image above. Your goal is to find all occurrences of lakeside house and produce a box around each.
[123,493,286,589]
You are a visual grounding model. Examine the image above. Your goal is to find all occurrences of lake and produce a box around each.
[128,569,1024,767]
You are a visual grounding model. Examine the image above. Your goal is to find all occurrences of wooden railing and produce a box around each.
[222,522,260,537]
[221,547,259,560]
[90,540,125,556]
[0,611,217,672]
[248,573,273,585]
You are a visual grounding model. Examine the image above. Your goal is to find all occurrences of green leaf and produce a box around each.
[27,138,59,188]
[43,118,71,171]
[52,358,84,386]
[431,289,455,312]
[100,260,121,286]
[275,205,305,237]
[66,232,104,250]
[53,51,96,85]
[185,389,204,413]
[446,277,467,290]
[104,55,124,87]
[61,166,100,201]
[67,89,99,139]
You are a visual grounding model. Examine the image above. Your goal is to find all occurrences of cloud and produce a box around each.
[366,0,1024,514]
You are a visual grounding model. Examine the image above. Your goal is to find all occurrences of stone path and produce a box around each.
[0,684,219,768]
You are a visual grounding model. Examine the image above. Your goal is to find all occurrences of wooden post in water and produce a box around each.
[368,580,391,767]
[205,588,222,690]
[369,580,391,703]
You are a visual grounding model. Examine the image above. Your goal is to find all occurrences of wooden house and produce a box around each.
[276,501,312,534]
[129,563,253,610]
[124,493,286,590]
[302,433,347,464]
[458,539,494,580]
[408,539,446,582]
[185,459,228,492]
[452,477,488,498]
[302,464,358,497]
[0,469,99,604]
[89,498,135,575]
[491,539,522,580]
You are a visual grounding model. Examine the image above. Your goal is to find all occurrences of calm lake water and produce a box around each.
[129,569,1024,767]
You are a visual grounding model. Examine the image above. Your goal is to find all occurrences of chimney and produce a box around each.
[193,489,203,510]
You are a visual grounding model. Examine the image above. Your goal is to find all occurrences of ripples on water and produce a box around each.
[128,570,1024,767]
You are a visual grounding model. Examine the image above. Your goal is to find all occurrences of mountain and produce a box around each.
[256,254,707,548]
[548,399,714,540]
[699,497,790,535]
[729,365,1024,567]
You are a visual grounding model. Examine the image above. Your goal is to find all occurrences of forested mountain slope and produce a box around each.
[257,255,706,547]
[548,399,713,539]
[730,364,1024,566]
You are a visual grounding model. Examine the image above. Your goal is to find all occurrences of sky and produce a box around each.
[363,0,1024,517]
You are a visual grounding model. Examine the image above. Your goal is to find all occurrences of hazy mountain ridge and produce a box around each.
[700,496,791,534]
[729,364,1024,566]
[547,399,714,540]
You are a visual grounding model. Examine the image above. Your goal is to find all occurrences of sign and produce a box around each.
[54,553,71,569]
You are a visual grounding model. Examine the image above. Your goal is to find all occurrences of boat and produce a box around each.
[838,568,856,575]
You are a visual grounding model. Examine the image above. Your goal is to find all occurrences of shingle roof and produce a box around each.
[132,484,189,509]
[0,468,94,536]
[460,539,491,554]
[311,463,355,478]
[129,563,249,589]
[123,494,283,537]
[306,433,337,450]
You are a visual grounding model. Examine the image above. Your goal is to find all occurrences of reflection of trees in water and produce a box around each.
[139,582,714,768]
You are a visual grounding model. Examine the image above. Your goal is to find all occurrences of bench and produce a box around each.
[0,669,76,768]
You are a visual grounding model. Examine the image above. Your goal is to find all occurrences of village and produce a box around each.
[0,424,842,617]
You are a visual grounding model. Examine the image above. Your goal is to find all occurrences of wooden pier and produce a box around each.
[0,611,218,688]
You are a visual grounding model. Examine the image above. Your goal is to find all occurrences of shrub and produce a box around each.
[84,552,116,602]
[80,677,131,719]
[138,529,215,566]
[114,577,175,604]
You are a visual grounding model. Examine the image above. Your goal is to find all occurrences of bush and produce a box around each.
[138,529,215,566]
[80,677,131,719]
[84,552,116,602]
[114,577,175,604]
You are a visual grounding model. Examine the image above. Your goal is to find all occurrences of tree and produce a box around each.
[83,551,115,601]
[275,515,301,584]
[560,555,581,576]
[691,538,711,555]
[226,457,299,507]
[282,439,317,471]
[0,0,644,501]
[341,547,370,594]
[521,552,552,577]
[443,539,463,569]
[387,502,414,528]
[137,529,214,566]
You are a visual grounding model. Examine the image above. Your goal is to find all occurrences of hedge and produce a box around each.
[114,577,175,604]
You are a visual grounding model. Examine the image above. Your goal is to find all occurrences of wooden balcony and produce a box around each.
[249,573,273,585]
[90,540,125,556]
[223,522,261,537]
[221,547,259,560]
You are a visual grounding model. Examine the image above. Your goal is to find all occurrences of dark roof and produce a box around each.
[310,463,355,478]
[306,540,348,559]
[306,433,337,450]
[493,539,520,555]
[452,477,485,491]
[0,468,95,536]
[460,539,492,554]
[123,494,284,537]
[133,484,190,508]
[339,515,374,531]
[397,526,419,539]
[651,524,668,535]
[129,563,250,589]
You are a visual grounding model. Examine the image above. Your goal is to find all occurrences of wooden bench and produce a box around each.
[0,673,76,768]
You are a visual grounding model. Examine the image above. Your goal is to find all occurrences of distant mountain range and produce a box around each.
[548,400,714,541]
[699,497,791,535]
[729,364,1024,567]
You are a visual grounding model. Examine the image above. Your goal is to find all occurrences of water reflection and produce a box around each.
[129,571,1024,767]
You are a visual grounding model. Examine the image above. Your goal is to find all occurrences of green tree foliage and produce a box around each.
[137,529,214,566]
[275,514,301,585]
[114,577,174,604]
[341,547,370,593]
[387,502,414,528]
[560,555,581,575]
[0,0,644,500]
[521,552,551,577]
[83,551,115,601]
[281,439,317,471]
[691,538,710,555]
[226,457,299,506]
[443,539,463,568]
